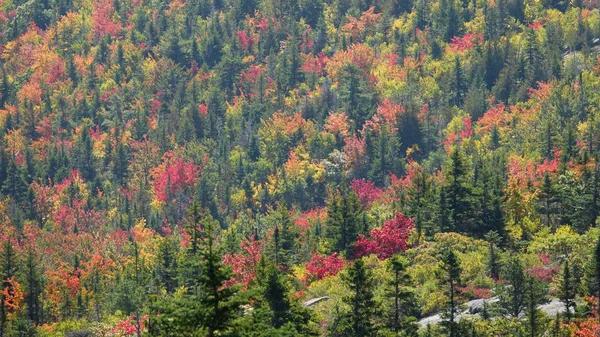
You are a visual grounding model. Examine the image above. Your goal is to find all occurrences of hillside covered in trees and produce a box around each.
[2,0,600,335]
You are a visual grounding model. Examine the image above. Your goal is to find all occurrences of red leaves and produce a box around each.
[528,21,544,29]
[567,297,600,336]
[112,314,148,336]
[240,64,265,85]
[525,266,559,282]
[478,102,507,133]
[222,237,263,288]
[350,178,383,208]
[199,103,208,116]
[449,32,483,53]
[304,252,346,281]
[362,99,404,134]
[91,0,122,40]
[150,152,202,202]
[354,212,414,259]
[341,7,382,40]
[300,53,329,76]
[536,148,561,177]
[459,116,473,138]
[236,30,258,51]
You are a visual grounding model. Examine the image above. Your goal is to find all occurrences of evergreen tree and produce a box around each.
[485,231,501,280]
[325,191,364,257]
[496,256,526,318]
[270,205,299,270]
[329,258,377,337]
[439,248,461,337]
[559,259,576,321]
[24,248,42,325]
[524,275,547,337]
[446,148,474,233]
[537,173,559,229]
[386,255,419,336]
[155,237,179,293]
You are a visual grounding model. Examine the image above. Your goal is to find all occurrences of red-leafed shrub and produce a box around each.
[457,283,492,299]
[222,237,263,288]
[449,32,483,53]
[112,314,148,336]
[304,252,346,281]
[350,178,383,207]
[354,212,414,259]
[526,266,559,283]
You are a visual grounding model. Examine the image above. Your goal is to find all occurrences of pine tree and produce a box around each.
[155,237,179,293]
[524,274,547,337]
[325,191,364,257]
[386,255,418,335]
[538,173,559,229]
[113,143,129,186]
[338,63,376,129]
[560,259,576,321]
[485,231,501,280]
[452,56,467,107]
[439,248,461,337]
[199,215,241,337]
[179,201,203,293]
[24,248,42,325]
[446,148,474,233]
[329,258,377,337]
[496,257,526,318]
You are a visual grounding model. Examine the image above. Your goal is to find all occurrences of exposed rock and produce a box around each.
[303,296,330,307]
[418,297,564,329]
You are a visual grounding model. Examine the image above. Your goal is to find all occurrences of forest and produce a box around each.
[0,0,600,335]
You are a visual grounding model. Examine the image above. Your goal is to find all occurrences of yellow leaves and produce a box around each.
[225,96,244,125]
[230,188,247,210]
[265,173,280,197]
[4,128,25,157]
[284,146,325,183]
[529,225,597,260]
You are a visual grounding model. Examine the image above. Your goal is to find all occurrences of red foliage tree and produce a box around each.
[150,153,202,202]
[350,178,383,208]
[304,252,346,281]
[222,237,263,288]
[354,212,414,259]
[90,0,122,40]
[449,32,483,53]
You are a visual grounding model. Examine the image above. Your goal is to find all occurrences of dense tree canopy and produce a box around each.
[0,0,599,335]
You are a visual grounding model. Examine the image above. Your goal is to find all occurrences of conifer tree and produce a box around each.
[439,248,461,337]
[496,257,526,318]
[326,191,364,257]
[329,258,377,337]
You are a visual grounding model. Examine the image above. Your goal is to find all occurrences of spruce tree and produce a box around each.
[524,274,547,337]
[329,258,377,337]
[439,248,461,337]
[496,256,526,318]
[560,259,576,321]
[386,255,418,335]
[325,191,364,257]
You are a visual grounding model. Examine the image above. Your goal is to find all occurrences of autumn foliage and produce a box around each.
[354,212,414,259]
